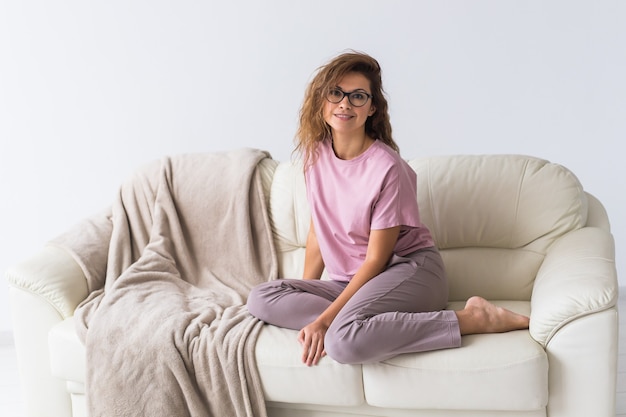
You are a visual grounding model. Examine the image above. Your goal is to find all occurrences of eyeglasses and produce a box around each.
[325,88,373,107]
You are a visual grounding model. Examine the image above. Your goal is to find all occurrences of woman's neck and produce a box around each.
[331,133,375,160]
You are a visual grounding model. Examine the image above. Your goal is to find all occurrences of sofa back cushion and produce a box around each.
[267,154,588,301]
[409,155,587,301]
[267,161,313,280]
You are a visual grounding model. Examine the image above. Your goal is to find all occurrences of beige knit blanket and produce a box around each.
[56,149,276,417]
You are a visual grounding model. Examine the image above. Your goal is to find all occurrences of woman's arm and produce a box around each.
[303,218,325,280]
[298,226,400,365]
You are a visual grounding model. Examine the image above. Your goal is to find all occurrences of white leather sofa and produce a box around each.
[6,154,618,417]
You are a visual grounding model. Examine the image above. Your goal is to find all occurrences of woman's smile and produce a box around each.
[333,113,354,121]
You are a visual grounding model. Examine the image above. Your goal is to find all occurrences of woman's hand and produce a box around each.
[298,320,328,366]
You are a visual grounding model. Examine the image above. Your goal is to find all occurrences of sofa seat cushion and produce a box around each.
[51,316,366,407]
[363,301,547,411]
[51,304,545,412]
[255,324,365,407]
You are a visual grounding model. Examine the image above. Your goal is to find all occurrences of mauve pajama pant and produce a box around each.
[246,247,462,364]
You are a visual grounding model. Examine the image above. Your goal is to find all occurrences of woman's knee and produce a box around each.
[246,282,276,321]
[324,324,371,365]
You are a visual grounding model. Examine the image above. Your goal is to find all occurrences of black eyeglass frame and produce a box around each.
[325,88,373,107]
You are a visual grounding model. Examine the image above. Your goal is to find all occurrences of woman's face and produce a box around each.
[323,72,376,139]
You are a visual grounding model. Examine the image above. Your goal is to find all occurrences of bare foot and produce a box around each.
[456,296,530,336]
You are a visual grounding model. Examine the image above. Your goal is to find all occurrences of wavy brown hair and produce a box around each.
[294,51,397,168]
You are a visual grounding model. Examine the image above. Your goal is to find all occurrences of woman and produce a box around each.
[247,51,529,367]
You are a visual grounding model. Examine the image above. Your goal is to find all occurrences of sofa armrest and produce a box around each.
[530,226,618,346]
[5,245,89,417]
[6,245,89,318]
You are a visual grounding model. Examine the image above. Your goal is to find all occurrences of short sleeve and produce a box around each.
[370,163,421,230]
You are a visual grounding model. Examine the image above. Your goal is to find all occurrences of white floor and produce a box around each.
[1,291,625,416]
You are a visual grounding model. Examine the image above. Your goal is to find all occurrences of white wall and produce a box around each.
[1,0,624,333]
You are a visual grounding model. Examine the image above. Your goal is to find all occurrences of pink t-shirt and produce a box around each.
[305,139,435,282]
